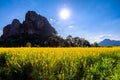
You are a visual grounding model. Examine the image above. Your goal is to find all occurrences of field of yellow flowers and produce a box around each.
[0,47,120,80]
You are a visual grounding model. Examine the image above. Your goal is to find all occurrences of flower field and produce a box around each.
[0,47,120,80]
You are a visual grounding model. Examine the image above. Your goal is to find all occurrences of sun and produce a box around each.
[59,8,70,20]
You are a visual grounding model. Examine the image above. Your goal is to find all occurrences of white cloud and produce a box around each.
[68,25,74,28]
[87,34,120,44]
[98,34,112,39]
[49,18,56,22]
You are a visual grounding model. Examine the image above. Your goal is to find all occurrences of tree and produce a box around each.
[64,35,91,47]
[92,42,99,47]
[25,42,32,47]
[44,35,64,47]
[65,35,74,47]
[72,37,82,47]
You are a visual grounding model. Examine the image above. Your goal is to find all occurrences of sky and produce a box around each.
[0,0,120,43]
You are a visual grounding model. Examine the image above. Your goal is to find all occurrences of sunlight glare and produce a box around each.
[59,8,70,20]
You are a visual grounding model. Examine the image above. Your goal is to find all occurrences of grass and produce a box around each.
[0,47,120,80]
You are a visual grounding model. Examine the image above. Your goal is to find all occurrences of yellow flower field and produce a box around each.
[0,47,120,80]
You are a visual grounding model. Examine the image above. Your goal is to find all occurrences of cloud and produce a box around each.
[94,34,112,43]
[87,33,120,44]
[49,18,56,22]
[68,25,74,28]
[99,34,112,39]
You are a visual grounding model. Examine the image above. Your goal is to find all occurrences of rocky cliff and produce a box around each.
[2,19,21,39]
[20,11,57,36]
[0,11,57,47]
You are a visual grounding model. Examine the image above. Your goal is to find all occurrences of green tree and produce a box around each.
[44,35,64,47]
[25,42,32,47]
[92,42,99,47]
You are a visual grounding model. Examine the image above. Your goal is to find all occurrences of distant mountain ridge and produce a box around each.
[99,39,120,46]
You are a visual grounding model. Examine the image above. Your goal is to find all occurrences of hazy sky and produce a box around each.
[0,0,120,43]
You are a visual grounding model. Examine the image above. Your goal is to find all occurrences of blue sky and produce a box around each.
[0,0,120,43]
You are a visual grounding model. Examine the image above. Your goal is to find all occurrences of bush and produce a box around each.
[25,42,32,47]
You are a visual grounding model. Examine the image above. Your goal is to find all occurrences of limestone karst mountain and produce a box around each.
[0,11,57,47]
[0,11,91,47]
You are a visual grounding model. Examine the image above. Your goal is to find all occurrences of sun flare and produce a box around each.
[59,8,70,20]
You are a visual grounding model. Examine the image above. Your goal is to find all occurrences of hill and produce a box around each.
[99,39,120,46]
[0,11,90,47]
[0,11,57,47]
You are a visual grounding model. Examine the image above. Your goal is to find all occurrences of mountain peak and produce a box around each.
[25,11,40,21]
[11,19,21,28]
[104,39,111,41]
[0,11,57,46]
[99,39,120,46]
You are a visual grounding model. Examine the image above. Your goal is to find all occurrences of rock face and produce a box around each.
[20,11,56,35]
[2,19,21,38]
[0,11,57,46]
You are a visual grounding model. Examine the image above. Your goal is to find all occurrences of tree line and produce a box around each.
[0,34,99,47]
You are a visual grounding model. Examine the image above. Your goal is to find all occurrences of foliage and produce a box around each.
[44,35,64,47]
[63,35,90,47]
[92,42,99,47]
[0,34,91,47]
[0,47,120,80]
[25,42,32,47]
